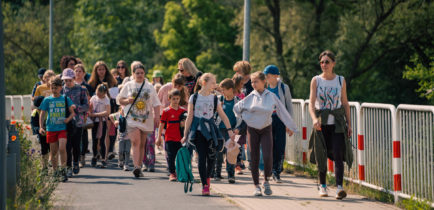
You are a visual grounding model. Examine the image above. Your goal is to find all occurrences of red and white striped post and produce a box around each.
[11,105,14,120]
[302,126,307,164]
[391,108,401,203]
[358,134,365,181]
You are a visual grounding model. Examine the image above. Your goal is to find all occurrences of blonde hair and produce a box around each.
[74,64,86,73]
[194,73,215,93]
[178,58,199,77]
[233,61,251,76]
[251,71,266,81]
[42,70,56,83]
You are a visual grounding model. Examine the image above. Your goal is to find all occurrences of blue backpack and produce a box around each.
[176,147,194,193]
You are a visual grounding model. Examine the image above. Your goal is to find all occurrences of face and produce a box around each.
[251,76,265,91]
[178,63,191,77]
[265,74,279,83]
[170,95,181,106]
[74,68,85,80]
[67,60,76,69]
[50,85,62,95]
[319,55,335,73]
[203,76,217,91]
[117,64,126,76]
[96,66,107,78]
[221,87,233,97]
[96,91,106,99]
[64,79,75,88]
[134,68,145,82]
[174,84,183,91]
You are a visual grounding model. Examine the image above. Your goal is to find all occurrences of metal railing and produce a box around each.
[286,99,434,206]
[397,104,434,202]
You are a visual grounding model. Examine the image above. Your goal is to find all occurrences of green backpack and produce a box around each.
[176,147,194,193]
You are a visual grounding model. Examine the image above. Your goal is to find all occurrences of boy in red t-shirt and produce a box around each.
[156,89,186,181]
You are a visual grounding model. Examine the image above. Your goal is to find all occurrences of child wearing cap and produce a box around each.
[31,96,50,171]
[32,68,46,99]
[263,65,294,183]
[39,76,76,182]
[152,70,164,86]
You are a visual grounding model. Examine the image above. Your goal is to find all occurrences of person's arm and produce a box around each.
[117,81,134,105]
[216,102,235,140]
[341,77,352,137]
[90,104,110,117]
[181,102,194,144]
[39,110,46,135]
[78,88,90,113]
[308,77,321,131]
[273,94,297,135]
[151,86,161,127]
[64,106,76,123]
[156,122,165,147]
[284,84,294,116]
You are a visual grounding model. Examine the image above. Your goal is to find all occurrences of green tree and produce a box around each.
[403,50,434,103]
[154,0,242,80]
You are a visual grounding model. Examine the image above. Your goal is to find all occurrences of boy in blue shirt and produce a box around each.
[214,79,242,184]
[263,65,294,183]
[39,76,75,182]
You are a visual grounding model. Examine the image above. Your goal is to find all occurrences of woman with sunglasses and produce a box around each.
[177,58,203,95]
[308,50,353,200]
[116,60,131,90]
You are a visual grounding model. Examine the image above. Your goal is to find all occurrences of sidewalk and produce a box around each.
[194,161,399,210]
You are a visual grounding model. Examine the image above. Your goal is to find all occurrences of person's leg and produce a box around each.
[124,140,131,166]
[39,135,49,169]
[139,130,148,168]
[50,142,59,171]
[272,115,286,177]
[261,126,273,182]
[248,127,261,186]
[66,130,74,168]
[259,148,264,171]
[91,123,98,158]
[147,132,156,168]
[165,141,177,174]
[206,139,216,181]
[195,133,209,186]
[73,128,83,164]
[319,125,334,185]
[332,131,345,186]
[105,121,112,159]
[119,140,125,164]
[81,129,88,156]
[129,128,141,168]
[99,122,107,160]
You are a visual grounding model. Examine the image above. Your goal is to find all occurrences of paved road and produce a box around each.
[53,152,398,210]
[53,154,239,210]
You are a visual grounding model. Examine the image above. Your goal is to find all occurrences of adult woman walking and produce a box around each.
[116,60,131,89]
[177,58,203,95]
[308,50,353,199]
[117,61,161,178]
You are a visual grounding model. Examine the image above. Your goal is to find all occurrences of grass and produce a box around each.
[6,122,58,209]
[283,161,433,210]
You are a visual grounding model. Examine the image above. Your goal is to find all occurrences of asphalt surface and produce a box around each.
[52,153,239,210]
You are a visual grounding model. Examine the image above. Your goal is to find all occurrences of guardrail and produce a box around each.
[286,99,434,206]
[5,95,32,123]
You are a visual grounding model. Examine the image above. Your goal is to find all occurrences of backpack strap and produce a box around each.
[280,82,285,95]
[192,93,198,111]
[213,95,218,114]
[338,75,342,88]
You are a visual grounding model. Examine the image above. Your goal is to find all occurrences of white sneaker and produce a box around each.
[335,185,347,200]
[319,185,328,197]
[254,187,262,196]
[262,182,273,195]
[123,165,130,171]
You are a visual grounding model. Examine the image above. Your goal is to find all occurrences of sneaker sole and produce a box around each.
[133,169,141,178]
[320,193,328,197]
[336,191,347,200]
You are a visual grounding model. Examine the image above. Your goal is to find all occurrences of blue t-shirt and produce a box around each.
[219,98,237,129]
[268,85,280,99]
[40,95,74,132]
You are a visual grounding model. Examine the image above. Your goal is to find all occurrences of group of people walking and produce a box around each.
[29,50,352,199]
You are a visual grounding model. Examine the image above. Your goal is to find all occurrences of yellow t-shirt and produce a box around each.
[34,84,51,97]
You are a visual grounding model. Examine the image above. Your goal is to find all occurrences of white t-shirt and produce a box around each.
[189,93,216,120]
[90,95,110,122]
[117,80,161,132]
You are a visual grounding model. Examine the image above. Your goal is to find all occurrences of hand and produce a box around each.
[128,97,135,104]
[234,129,239,135]
[313,118,321,131]
[89,113,94,118]
[228,130,235,141]
[180,137,186,144]
[347,126,353,137]
[114,121,119,127]
[64,118,71,123]
[39,128,46,135]
[154,117,160,127]
[156,138,162,147]
[286,128,294,136]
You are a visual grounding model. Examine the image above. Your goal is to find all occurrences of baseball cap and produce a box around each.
[263,65,280,75]
[153,70,163,78]
[62,68,75,80]
[38,68,47,77]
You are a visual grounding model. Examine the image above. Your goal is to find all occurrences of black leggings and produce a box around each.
[67,127,83,167]
[91,121,107,159]
[319,125,345,186]
[81,128,89,156]
[165,141,182,174]
[38,134,50,155]
[194,132,216,186]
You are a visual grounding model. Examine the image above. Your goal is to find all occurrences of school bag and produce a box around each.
[176,147,194,193]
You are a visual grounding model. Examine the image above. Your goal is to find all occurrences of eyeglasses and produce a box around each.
[117,66,125,69]
[320,60,331,65]
[178,69,184,73]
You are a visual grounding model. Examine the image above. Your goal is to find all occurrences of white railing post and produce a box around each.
[358,104,365,182]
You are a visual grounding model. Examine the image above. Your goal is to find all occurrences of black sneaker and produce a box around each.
[91,157,97,167]
[101,161,107,168]
[148,165,155,172]
[228,176,235,184]
[62,168,68,182]
[108,152,115,160]
[272,173,282,183]
[73,162,80,174]
[133,167,141,178]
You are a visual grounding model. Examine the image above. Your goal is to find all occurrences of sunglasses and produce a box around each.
[178,69,184,73]
[117,66,125,69]
[320,60,331,65]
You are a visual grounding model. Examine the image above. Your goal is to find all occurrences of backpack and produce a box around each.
[192,93,218,114]
[176,147,194,193]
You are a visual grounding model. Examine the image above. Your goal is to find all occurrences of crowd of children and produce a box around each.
[30,51,350,199]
